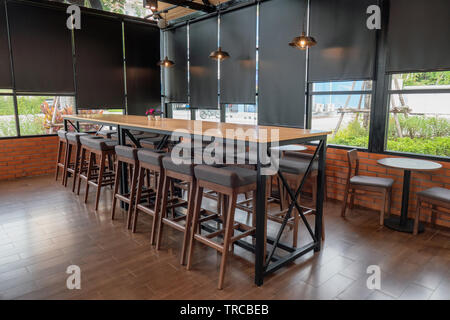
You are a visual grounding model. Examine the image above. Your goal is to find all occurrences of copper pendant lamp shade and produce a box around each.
[209,46,230,61]
[157,56,175,68]
[289,31,317,50]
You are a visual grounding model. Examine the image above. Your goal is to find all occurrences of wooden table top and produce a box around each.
[64,114,331,143]
[378,157,442,171]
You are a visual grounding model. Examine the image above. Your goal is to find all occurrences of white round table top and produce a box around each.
[271,145,307,152]
[377,157,442,172]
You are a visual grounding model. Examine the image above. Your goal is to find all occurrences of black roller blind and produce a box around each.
[220,5,256,104]
[189,17,218,109]
[125,21,161,115]
[259,0,306,128]
[75,12,124,109]
[164,26,188,103]
[308,0,376,81]
[7,1,74,93]
[386,0,450,73]
[0,0,11,89]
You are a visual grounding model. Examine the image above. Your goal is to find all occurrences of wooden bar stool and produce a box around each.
[131,149,165,244]
[55,130,68,183]
[64,132,89,192]
[78,136,117,210]
[155,156,199,265]
[414,187,450,235]
[187,165,257,290]
[111,145,139,229]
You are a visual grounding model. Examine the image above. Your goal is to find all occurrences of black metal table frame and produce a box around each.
[64,117,327,286]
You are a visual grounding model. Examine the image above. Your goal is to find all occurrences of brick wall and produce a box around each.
[0,136,449,228]
[0,136,58,180]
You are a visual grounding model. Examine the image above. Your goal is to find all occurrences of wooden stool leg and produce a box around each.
[126,163,139,229]
[132,167,145,233]
[349,189,355,209]
[55,141,63,181]
[94,152,106,211]
[431,204,437,228]
[111,160,121,220]
[180,179,197,265]
[72,144,81,193]
[84,151,94,203]
[341,184,350,217]
[413,200,421,235]
[218,192,237,290]
[380,190,387,226]
[149,169,163,243]
[156,174,170,250]
[77,147,86,195]
[186,185,204,271]
[63,143,72,186]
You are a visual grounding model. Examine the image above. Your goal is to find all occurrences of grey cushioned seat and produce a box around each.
[115,145,138,160]
[137,149,165,167]
[350,175,394,188]
[57,130,67,139]
[194,165,256,188]
[417,187,450,203]
[97,129,117,138]
[140,136,165,146]
[80,136,117,151]
[66,132,89,143]
[279,157,318,175]
[283,151,314,160]
[162,155,194,176]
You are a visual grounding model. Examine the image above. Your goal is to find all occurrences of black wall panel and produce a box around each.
[189,17,218,109]
[7,1,74,92]
[220,5,256,104]
[0,0,12,89]
[74,12,124,109]
[259,0,306,127]
[125,21,161,115]
[308,0,377,81]
[164,26,188,103]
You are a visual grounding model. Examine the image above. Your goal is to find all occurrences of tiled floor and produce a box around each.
[0,175,449,300]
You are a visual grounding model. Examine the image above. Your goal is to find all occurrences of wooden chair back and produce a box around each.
[346,149,359,181]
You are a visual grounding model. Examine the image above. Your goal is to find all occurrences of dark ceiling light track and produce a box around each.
[159,0,215,13]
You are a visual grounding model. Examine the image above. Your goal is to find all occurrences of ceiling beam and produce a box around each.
[159,0,215,13]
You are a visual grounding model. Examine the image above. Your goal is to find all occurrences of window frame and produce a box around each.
[307,80,374,151]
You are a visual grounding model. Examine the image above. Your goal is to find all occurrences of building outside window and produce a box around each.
[224,104,257,125]
[310,80,373,148]
[386,71,450,157]
[0,94,16,137]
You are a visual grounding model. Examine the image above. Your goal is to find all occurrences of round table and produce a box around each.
[377,157,442,233]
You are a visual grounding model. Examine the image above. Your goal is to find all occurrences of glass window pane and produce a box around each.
[391,71,450,90]
[311,94,371,148]
[386,93,450,157]
[0,96,17,137]
[312,80,372,92]
[225,104,257,125]
[195,109,220,122]
[171,104,190,120]
[17,96,74,135]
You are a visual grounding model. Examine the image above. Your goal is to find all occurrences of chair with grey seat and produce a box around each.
[414,187,450,235]
[111,145,140,229]
[78,136,117,210]
[341,149,394,225]
[187,164,257,290]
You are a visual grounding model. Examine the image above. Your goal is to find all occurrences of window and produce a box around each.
[17,96,75,136]
[225,104,257,125]
[0,95,17,137]
[171,103,191,120]
[386,71,450,157]
[310,81,373,148]
[195,109,220,122]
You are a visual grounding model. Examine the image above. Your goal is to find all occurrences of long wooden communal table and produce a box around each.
[63,114,330,286]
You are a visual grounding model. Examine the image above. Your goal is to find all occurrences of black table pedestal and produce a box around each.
[383,169,424,234]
